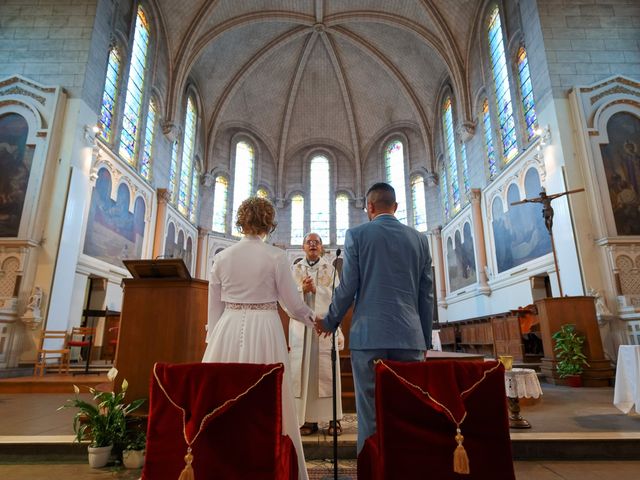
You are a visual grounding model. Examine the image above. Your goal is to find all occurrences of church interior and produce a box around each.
[1,0,640,478]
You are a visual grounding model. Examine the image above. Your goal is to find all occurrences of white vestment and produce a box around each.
[289,256,343,425]
[202,236,314,480]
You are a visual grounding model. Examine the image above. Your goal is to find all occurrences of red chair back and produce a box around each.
[143,362,297,480]
[358,360,515,480]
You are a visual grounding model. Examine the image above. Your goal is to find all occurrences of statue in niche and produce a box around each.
[21,286,43,330]
[587,287,612,318]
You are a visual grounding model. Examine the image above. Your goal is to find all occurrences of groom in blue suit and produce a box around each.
[316,182,433,453]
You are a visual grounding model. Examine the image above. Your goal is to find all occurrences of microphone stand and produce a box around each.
[322,249,350,480]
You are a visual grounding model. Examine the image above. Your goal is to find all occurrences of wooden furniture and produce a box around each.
[115,259,208,403]
[33,330,70,376]
[536,296,614,386]
[80,309,120,364]
[424,350,485,362]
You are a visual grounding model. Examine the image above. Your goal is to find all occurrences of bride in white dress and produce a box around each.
[202,197,314,480]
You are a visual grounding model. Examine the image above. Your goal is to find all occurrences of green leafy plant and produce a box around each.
[125,428,147,451]
[58,368,145,449]
[552,324,590,378]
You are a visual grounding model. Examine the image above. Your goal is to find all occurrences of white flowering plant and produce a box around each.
[58,367,145,449]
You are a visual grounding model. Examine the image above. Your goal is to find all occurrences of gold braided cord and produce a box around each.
[376,360,501,426]
[152,363,283,447]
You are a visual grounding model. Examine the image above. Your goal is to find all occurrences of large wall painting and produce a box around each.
[600,112,640,235]
[446,222,477,292]
[492,168,552,273]
[0,113,34,237]
[83,168,146,267]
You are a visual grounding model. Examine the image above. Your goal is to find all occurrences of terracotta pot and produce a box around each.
[122,449,145,469]
[87,444,112,468]
[565,375,582,387]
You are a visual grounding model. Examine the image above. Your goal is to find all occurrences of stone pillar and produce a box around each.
[432,226,447,308]
[195,227,208,280]
[470,188,490,294]
[152,189,170,259]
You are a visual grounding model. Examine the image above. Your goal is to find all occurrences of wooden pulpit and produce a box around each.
[115,259,208,403]
[536,296,614,386]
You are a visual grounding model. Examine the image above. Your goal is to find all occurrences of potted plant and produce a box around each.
[122,428,146,469]
[552,324,590,387]
[59,368,145,468]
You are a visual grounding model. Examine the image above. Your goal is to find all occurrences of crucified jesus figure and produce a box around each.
[511,188,585,235]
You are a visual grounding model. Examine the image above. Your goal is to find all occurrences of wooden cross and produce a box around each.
[511,188,584,297]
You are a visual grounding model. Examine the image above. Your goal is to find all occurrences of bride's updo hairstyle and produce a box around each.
[236,197,278,236]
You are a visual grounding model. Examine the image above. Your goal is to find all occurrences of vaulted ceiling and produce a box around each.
[154,0,481,177]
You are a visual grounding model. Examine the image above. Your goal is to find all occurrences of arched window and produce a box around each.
[256,187,269,199]
[442,97,460,213]
[335,194,349,245]
[440,160,449,219]
[189,165,199,223]
[483,98,497,178]
[168,140,178,202]
[384,139,407,224]
[212,176,228,233]
[290,195,304,245]
[487,5,517,162]
[310,155,330,241]
[232,140,255,236]
[461,142,470,195]
[178,96,197,216]
[119,6,151,165]
[517,46,538,140]
[140,98,156,180]
[411,176,428,232]
[98,46,121,142]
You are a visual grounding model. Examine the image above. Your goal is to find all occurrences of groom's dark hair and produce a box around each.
[366,182,396,208]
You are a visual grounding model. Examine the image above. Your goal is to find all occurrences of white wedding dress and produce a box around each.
[202,235,314,480]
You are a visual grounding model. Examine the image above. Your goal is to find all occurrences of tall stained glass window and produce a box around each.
[310,155,330,241]
[189,167,199,223]
[212,176,228,233]
[483,98,497,178]
[336,194,349,245]
[140,99,156,180]
[488,6,518,162]
[178,96,196,215]
[232,141,255,236]
[441,162,449,219]
[169,141,178,203]
[461,142,470,196]
[411,176,428,232]
[98,46,120,142]
[517,46,538,140]
[119,6,150,165]
[442,97,460,213]
[290,195,304,245]
[384,140,407,224]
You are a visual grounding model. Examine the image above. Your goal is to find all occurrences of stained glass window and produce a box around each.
[336,194,349,245]
[483,98,497,178]
[310,155,330,241]
[488,6,518,162]
[178,96,196,216]
[442,97,460,213]
[256,188,269,199]
[411,176,428,232]
[232,141,255,236]
[441,162,449,219]
[98,46,120,142]
[384,140,407,224]
[517,46,538,140]
[140,99,156,180]
[212,176,228,233]
[461,142,470,196]
[169,141,178,203]
[189,167,199,223]
[119,6,150,165]
[290,195,304,245]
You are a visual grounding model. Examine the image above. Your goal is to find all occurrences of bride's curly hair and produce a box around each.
[236,197,277,235]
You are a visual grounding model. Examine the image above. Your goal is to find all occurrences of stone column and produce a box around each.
[432,226,447,307]
[152,189,171,259]
[470,188,490,294]
[195,227,208,280]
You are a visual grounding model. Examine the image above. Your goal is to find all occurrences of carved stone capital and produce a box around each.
[275,197,285,208]
[431,225,443,239]
[456,121,476,142]
[162,122,182,142]
[157,188,171,204]
[201,172,214,187]
[425,172,438,187]
[470,188,482,204]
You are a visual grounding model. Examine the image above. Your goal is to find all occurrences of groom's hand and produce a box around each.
[314,316,331,337]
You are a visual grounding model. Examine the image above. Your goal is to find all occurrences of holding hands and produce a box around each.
[314,315,332,337]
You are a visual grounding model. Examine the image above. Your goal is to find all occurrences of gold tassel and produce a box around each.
[178,448,195,480]
[453,428,470,474]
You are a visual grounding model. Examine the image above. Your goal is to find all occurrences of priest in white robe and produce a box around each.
[289,232,344,436]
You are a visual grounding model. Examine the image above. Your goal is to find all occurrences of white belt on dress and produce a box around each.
[225,301,278,310]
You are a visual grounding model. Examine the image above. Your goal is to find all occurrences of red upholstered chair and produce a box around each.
[358,359,515,480]
[143,362,298,480]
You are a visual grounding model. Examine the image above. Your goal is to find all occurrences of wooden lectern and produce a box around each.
[115,259,208,403]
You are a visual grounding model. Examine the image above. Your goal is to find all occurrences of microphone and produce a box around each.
[335,248,341,258]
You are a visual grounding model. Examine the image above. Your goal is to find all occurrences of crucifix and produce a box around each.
[510,187,584,297]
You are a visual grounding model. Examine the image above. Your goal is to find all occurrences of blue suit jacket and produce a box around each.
[323,214,433,350]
